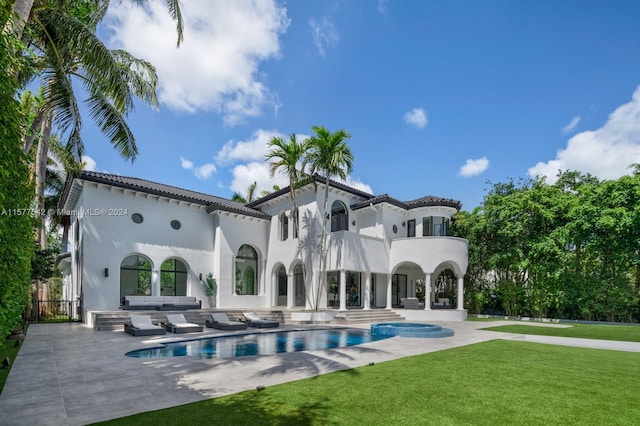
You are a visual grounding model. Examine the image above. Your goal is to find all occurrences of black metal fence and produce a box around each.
[29,300,81,323]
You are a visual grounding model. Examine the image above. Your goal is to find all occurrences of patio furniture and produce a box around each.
[124,315,166,336]
[400,297,424,309]
[206,313,248,330]
[121,296,202,310]
[243,312,279,328]
[165,314,203,333]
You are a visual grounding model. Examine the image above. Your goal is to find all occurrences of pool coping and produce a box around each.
[1,321,639,425]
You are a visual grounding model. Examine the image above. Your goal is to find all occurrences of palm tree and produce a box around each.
[4,0,184,46]
[232,181,257,204]
[260,184,281,198]
[304,126,353,309]
[22,1,159,248]
[265,134,308,236]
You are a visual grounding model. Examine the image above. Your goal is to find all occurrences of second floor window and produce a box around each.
[331,201,349,232]
[407,219,416,237]
[280,213,288,241]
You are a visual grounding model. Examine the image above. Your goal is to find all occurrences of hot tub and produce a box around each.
[371,322,454,338]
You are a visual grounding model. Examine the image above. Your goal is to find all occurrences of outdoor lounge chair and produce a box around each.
[124,315,166,336]
[242,312,280,328]
[206,313,248,330]
[165,314,203,334]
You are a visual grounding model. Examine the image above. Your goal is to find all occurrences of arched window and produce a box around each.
[280,212,288,241]
[294,263,305,306]
[276,264,287,305]
[120,255,152,297]
[160,258,188,296]
[331,200,348,232]
[236,244,258,295]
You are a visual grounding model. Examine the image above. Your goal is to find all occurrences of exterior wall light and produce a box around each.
[104,268,109,277]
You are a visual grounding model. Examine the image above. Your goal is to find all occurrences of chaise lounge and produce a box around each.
[206,313,248,330]
[124,315,167,336]
[243,312,280,329]
[165,314,203,333]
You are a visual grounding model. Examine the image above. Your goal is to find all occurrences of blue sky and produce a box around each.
[78,0,640,210]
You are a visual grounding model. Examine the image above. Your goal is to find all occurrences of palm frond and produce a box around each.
[86,93,137,161]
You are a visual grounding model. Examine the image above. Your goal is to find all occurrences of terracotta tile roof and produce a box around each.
[62,171,270,219]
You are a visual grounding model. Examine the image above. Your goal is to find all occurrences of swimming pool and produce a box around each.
[125,328,392,359]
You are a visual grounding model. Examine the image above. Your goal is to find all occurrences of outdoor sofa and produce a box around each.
[121,295,202,310]
[165,314,203,333]
[242,312,280,328]
[124,315,167,336]
[400,297,425,309]
[206,313,248,330]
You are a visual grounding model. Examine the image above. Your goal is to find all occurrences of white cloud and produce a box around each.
[180,156,193,170]
[403,108,428,129]
[81,155,97,171]
[309,17,339,58]
[377,0,389,15]
[216,129,285,165]
[529,86,640,184]
[340,176,373,195]
[458,157,489,177]
[230,162,288,197]
[195,163,216,180]
[105,0,289,125]
[562,116,581,134]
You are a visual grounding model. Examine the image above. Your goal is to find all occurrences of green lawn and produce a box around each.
[481,322,640,342]
[94,340,640,426]
[0,337,24,394]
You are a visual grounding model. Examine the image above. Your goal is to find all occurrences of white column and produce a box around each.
[424,273,431,310]
[339,270,347,311]
[287,273,294,308]
[152,269,160,296]
[457,276,464,310]
[363,272,371,310]
[386,274,392,309]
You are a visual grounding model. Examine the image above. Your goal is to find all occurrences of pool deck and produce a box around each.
[1,321,640,425]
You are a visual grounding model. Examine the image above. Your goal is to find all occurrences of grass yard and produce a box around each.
[94,339,640,426]
[481,322,640,342]
[0,337,24,394]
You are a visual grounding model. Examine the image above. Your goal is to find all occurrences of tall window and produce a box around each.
[120,255,152,297]
[235,244,258,295]
[407,219,416,237]
[331,201,348,232]
[276,265,287,301]
[280,213,289,241]
[292,208,299,239]
[160,258,187,296]
[423,216,450,236]
[294,263,305,306]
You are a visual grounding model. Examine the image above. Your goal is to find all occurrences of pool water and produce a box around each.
[125,328,391,359]
[371,322,455,338]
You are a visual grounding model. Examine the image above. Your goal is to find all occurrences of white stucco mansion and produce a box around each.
[57,171,469,322]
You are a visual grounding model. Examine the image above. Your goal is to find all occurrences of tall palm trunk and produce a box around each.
[3,0,34,37]
[315,175,330,310]
[35,109,52,249]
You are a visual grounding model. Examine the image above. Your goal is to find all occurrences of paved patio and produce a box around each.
[1,321,639,425]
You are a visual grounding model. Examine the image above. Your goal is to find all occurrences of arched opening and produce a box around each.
[120,255,152,298]
[294,263,305,306]
[276,264,287,306]
[433,268,457,309]
[160,258,188,296]
[331,200,348,232]
[236,244,258,295]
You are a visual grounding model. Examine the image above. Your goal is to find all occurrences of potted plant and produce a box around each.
[204,273,217,308]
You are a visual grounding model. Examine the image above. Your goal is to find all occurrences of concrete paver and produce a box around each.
[1,320,639,425]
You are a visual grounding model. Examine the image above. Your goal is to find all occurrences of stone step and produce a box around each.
[332,309,405,324]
